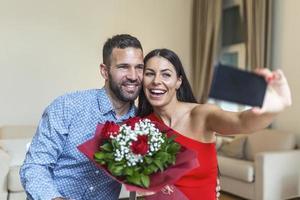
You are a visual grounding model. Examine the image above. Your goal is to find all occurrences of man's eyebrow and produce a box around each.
[115,63,130,68]
[116,63,129,66]
[116,63,144,67]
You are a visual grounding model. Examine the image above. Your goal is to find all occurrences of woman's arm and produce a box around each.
[205,69,292,135]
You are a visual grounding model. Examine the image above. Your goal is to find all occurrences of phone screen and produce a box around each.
[209,64,267,107]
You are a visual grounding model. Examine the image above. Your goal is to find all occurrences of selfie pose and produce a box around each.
[137,48,292,200]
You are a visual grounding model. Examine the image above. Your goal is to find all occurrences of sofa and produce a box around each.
[217,129,300,200]
[0,126,35,200]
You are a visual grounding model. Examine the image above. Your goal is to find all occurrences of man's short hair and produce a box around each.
[102,34,143,66]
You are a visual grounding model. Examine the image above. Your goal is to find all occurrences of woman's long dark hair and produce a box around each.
[137,48,197,117]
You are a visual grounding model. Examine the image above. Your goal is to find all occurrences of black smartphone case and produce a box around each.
[209,64,267,107]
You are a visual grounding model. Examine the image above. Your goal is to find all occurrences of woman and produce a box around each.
[137,49,291,199]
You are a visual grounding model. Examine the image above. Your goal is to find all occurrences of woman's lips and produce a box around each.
[148,89,166,98]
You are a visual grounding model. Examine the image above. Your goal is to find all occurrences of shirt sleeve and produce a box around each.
[20,96,72,200]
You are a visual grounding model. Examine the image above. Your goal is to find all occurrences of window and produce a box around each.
[220,0,245,68]
[222,5,245,47]
[209,0,249,112]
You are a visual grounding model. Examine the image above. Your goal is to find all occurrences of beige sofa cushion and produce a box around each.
[0,126,35,166]
[218,155,254,183]
[219,136,247,159]
[7,166,23,192]
[0,149,10,197]
[0,138,32,166]
[215,135,233,150]
[244,129,296,161]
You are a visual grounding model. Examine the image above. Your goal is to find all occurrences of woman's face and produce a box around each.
[143,56,182,108]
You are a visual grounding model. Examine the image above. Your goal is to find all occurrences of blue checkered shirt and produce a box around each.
[20,88,135,200]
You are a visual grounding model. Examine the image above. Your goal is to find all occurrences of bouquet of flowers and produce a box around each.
[94,117,182,188]
[78,117,199,199]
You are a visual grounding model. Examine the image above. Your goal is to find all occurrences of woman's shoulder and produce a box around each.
[177,102,222,121]
[190,103,220,115]
[182,103,218,138]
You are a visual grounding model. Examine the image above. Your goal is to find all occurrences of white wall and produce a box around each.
[272,0,300,144]
[0,0,193,125]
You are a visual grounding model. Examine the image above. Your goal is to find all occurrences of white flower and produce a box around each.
[109,119,166,166]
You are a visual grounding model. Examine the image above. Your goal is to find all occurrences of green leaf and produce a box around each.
[145,156,153,164]
[140,174,150,188]
[105,153,114,160]
[149,164,158,173]
[94,152,106,160]
[124,167,134,176]
[143,167,154,175]
[97,160,106,165]
[168,155,176,164]
[108,164,124,176]
[112,166,124,176]
[101,143,113,151]
[133,166,142,173]
[154,160,164,171]
[111,139,119,149]
[115,160,125,166]
[127,173,142,187]
[168,143,181,154]
[155,152,169,163]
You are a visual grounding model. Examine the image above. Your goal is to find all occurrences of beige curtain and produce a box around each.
[243,0,273,70]
[192,0,222,103]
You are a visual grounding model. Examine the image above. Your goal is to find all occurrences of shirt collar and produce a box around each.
[97,87,136,119]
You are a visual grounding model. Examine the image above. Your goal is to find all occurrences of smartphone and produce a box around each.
[209,64,267,107]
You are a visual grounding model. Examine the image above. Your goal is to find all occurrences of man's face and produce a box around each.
[106,47,144,102]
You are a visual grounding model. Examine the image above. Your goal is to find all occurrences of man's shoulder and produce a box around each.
[63,89,100,100]
[49,89,101,109]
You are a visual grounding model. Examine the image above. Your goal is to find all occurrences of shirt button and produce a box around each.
[89,186,94,191]
[95,170,100,174]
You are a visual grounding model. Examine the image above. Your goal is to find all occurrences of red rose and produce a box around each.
[125,117,141,130]
[101,121,120,140]
[130,135,149,155]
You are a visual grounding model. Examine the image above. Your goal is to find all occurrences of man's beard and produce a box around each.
[108,73,141,102]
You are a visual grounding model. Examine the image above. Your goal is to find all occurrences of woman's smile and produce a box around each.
[143,56,182,107]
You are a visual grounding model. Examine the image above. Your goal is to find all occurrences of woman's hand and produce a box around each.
[136,185,174,197]
[137,190,155,196]
[252,69,292,114]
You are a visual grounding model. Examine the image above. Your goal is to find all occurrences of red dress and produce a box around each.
[147,113,218,200]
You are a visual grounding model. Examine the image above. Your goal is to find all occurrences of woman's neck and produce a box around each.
[153,99,181,127]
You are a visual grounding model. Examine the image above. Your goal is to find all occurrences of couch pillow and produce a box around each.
[215,135,234,151]
[244,129,296,161]
[218,155,254,182]
[218,135,247,159]
[0,138,32,166]
[7,165,24,192]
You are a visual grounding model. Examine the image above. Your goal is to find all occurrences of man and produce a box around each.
[20,34,144,200]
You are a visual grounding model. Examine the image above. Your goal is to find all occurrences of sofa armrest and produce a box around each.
[255,150,300,200]
[0,148,10,199]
